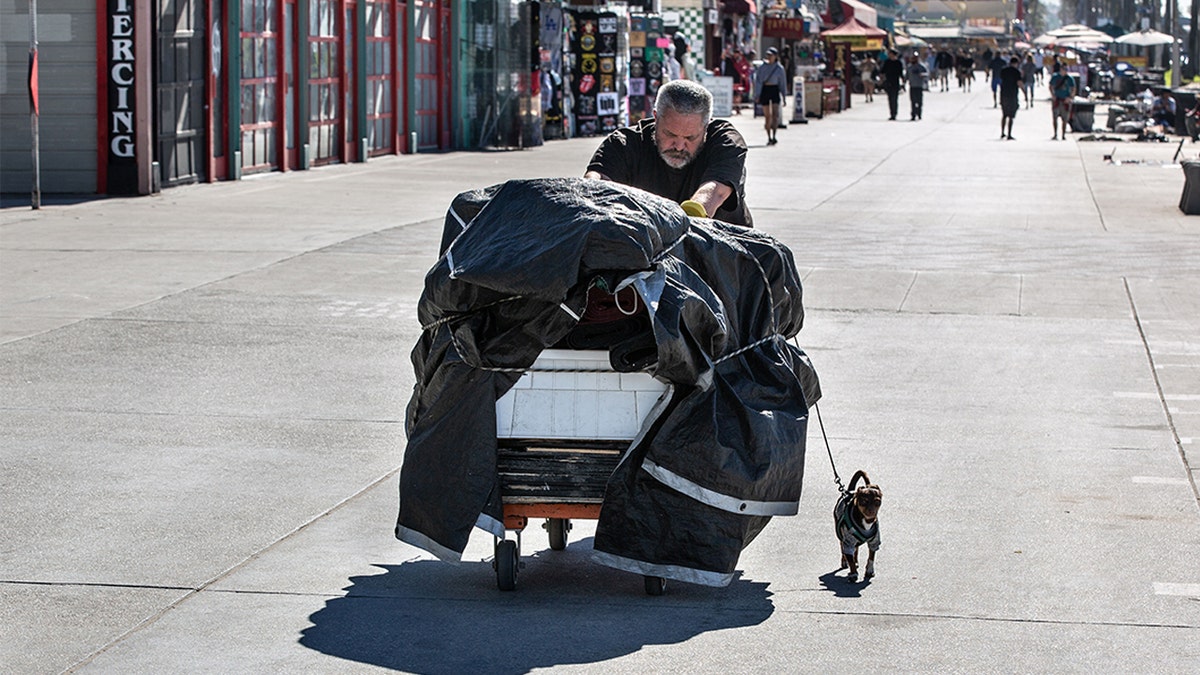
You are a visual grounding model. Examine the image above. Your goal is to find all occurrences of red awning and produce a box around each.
[819,18,888,39]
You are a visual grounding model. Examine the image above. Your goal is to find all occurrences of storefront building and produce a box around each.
[1,0,559,196]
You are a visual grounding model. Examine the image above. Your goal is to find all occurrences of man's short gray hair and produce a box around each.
[654,80,713,127]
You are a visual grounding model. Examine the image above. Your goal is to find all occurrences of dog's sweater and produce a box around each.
[834,492,881,556]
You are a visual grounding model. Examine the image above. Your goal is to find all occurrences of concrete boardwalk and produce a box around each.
[3,80,1199,673]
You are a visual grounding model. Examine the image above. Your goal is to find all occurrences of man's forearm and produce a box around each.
[689,180,733,218]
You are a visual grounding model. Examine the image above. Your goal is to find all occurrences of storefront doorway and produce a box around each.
[365,0,403,155]
[238,0,283,173]
[413,0,449,150]
[154,0,208,187]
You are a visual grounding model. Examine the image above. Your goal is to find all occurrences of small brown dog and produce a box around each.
[833,470,882,581]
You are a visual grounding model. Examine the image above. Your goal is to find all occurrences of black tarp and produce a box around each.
[395,177,820,586]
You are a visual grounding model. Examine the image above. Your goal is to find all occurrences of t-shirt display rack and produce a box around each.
[566,6,668,137]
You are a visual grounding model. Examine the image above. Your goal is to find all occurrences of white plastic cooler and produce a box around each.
[495,349,668,441]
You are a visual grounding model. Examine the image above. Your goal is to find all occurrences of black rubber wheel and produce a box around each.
[495,539,518,591]
[644,575,666,596]
[547,518,569,551]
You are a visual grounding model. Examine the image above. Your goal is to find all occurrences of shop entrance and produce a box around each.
[365,0,402,155]
[154,0,207,187]
[413,0,449,150]
[238,0,283,173]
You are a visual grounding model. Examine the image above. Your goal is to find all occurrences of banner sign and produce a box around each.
[764,17,805,40]
[825,35,884,51]
[106,0,138,194]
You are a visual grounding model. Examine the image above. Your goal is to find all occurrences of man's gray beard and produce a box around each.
[656,138,704,170]
[658,149,692,169]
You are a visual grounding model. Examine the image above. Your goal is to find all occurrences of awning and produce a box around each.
[822,0,879,29]
[821,17,889,39]
[908,25,963,40]
[722,0,757,15]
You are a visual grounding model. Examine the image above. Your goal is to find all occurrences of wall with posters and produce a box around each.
[627,13,666,124]
[567,9,620,136]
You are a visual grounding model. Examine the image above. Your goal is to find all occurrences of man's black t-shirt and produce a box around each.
[988,56,1006,79]
[880,58,904,89]
[999,65,1023,98]
[587,118,752,227]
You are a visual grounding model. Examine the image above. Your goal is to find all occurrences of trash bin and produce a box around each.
[1170,90,1196,137]
[1179,160,1200,214]
[1070,100,1095,132]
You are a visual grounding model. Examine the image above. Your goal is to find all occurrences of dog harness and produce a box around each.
[834,492,881,556]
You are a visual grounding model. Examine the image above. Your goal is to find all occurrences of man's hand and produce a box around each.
[680,200,707,218]
[688,180,732,220]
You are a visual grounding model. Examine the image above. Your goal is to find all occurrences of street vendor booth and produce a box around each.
[820,18,888,112]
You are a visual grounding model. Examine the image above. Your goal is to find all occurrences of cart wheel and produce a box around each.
[644,575,666,596]
[495,539,519,591]
[546,518,570,551]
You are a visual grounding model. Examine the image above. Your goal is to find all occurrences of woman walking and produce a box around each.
[754,47,788,145]
[860,53,877,102]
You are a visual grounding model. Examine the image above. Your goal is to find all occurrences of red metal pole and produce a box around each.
[29,0,41,209]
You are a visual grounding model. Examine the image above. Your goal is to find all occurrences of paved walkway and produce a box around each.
[3,79,1199,673]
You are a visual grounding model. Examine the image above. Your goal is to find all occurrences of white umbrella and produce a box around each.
[1055,31,1114,45]
[1051,24,1096,35]
[1056,23,1099,34]
[1116,29,1175,47]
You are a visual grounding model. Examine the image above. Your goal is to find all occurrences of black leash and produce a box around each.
[813,401,848,496]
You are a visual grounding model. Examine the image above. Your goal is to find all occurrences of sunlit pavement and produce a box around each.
[2,79,1199,672]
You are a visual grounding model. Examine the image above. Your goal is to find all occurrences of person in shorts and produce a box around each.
[1019,53,1038,108]
[988,52,1007,108]
[753,47,788,146]
[935,47,954,92]
[999,57,1023,139]
[1049,62,1076,140]
[860,53,878,103]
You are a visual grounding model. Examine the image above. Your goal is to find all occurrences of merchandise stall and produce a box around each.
[819,18,887,113]
[628,14,669,124]
[567,9,623,137]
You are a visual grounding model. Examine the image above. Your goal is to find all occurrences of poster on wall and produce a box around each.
[566,10,614,136]
[627,14,664,124]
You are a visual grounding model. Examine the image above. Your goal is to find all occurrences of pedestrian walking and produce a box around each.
[1019,53,1037,108]
[999,57,1023,139]
[753,47,787,146]
[956,49,975,91]
[935,46,954,91]
[880,49,904,121]
[988,52,1006,108]
[1049,62,1076,140]
[860,53,878,103]
[906,52,929,121]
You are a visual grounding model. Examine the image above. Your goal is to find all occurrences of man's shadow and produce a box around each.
[299,538,774,675]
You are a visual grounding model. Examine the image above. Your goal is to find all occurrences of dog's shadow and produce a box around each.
[818,571,872,598]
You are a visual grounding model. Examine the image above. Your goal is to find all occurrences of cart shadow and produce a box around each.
[300,539,775,674]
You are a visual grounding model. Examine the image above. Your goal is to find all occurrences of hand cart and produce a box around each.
[493,348,670,594]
